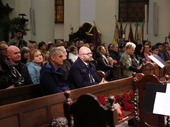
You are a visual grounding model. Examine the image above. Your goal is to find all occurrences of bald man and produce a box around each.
[7,46,33,85]
[68,46,105,89]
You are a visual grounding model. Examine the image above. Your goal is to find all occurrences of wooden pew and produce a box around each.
[0,69,105,106]
[0,84,42,106]
[132,73,165,127]
[0,76,134,127]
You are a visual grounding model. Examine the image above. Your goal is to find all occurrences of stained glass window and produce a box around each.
[55,0,64,23]
[119,0,149,22]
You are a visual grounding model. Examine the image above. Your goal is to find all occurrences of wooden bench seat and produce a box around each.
[0,76,134,127]
[0,84,42,106]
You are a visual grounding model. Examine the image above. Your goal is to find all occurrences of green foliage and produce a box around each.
[0,16,29,39]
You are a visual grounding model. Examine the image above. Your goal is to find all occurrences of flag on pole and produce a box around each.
[113,20,119,44]
[138,22,144,44]
[128,22,134,43]
[123,24,127,39]
[93,26,101,46]
[119,20,123,39]
[135,22,139,43]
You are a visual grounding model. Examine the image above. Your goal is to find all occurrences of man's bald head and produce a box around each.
[7,46,21,65]
[79,46,92,63]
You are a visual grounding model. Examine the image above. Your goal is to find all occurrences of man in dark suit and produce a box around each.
[68,46,106,89]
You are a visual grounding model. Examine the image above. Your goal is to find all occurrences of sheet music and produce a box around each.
[148,55,165,68]
[153,83,170,116]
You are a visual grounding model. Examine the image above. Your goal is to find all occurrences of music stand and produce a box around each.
[148,54,170,79]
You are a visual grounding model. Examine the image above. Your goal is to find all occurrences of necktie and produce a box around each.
[86,65,95,83]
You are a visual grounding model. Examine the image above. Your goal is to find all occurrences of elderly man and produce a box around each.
[120,42,142,76]
[109,43,120,62]
[57,46,72,80]
[40,48,71,95]
[7,46,33,85]
[68,46,105,89]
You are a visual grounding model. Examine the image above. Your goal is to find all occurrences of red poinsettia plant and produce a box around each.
[98,95,124,120]
[115,90,138,113]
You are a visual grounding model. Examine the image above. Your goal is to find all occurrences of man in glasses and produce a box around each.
[68,46,106,89]
[0,41,8,60]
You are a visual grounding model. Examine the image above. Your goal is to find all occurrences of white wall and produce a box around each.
[63,0,80,41]
[2,0,31,42]
[148,0,170,44]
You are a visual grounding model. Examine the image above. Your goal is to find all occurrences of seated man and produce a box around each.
[68,46,106,89]
[40,48,71,95]
[68,46,79,63]
[0,43,24,89]
[7,46,33,85]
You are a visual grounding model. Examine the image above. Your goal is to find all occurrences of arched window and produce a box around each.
[55,0,64,23]
[119,0,149,22]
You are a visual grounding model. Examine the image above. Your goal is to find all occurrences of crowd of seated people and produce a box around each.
[1,32,170,96]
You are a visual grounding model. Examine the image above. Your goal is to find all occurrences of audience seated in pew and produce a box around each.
[27,49,43,84]
[162,42,170,61]
[68,46,106,89]
[0,43,25,89]
[120,42,142,76]
[7,46,33,85]
[57,46,72,80]
[68,46,78,63]
[109,43,120,63]
[20,47,30,64]
[156,42,164,61]
[151,45,159,55]
[95,45,114,81]
[40,48,71,95]
[134,44,144,64]
[143,42,152,63]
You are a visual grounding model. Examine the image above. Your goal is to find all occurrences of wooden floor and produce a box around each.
[116,121,132,127]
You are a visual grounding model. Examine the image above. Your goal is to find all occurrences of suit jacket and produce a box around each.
[68,57,101,89]
[40,62,71,95]
[120,51,139,76]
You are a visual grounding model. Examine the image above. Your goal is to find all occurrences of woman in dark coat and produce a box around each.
[95,45,114,81]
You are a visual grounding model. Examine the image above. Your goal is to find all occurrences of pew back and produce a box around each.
[0,84,42,106]
[133,74,165,127]
[0,76,133,127]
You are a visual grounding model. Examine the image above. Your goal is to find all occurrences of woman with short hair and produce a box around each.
[26,49,43,84]
[120,42,142,76]
[20,47,30,64]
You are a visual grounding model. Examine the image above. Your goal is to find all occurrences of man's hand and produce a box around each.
[137,65,142,70]
[6,85,15,89]
[99,78,108,84]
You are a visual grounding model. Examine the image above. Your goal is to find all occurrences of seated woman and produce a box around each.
[143,42,152,63]
[134,44,144,64]
[20,47,30,64]
[120,42,142,76]
[95,45,114,81]
[26,49,43,84]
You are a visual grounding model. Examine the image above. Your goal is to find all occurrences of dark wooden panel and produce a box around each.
[0,115,19,127]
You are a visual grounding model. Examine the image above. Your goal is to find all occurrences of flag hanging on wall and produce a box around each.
[128,22,134,43]
[113,21,119,44]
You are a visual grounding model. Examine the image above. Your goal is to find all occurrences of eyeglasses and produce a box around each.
[0,48,7,51]
[82,52,93,55]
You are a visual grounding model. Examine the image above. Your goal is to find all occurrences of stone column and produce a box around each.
[31,0,54,43]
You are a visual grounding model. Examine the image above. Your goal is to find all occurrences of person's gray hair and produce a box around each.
[20,47,30,57]
[125,42,136,50]
[55,46,65,51]
[49,47,62,61]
